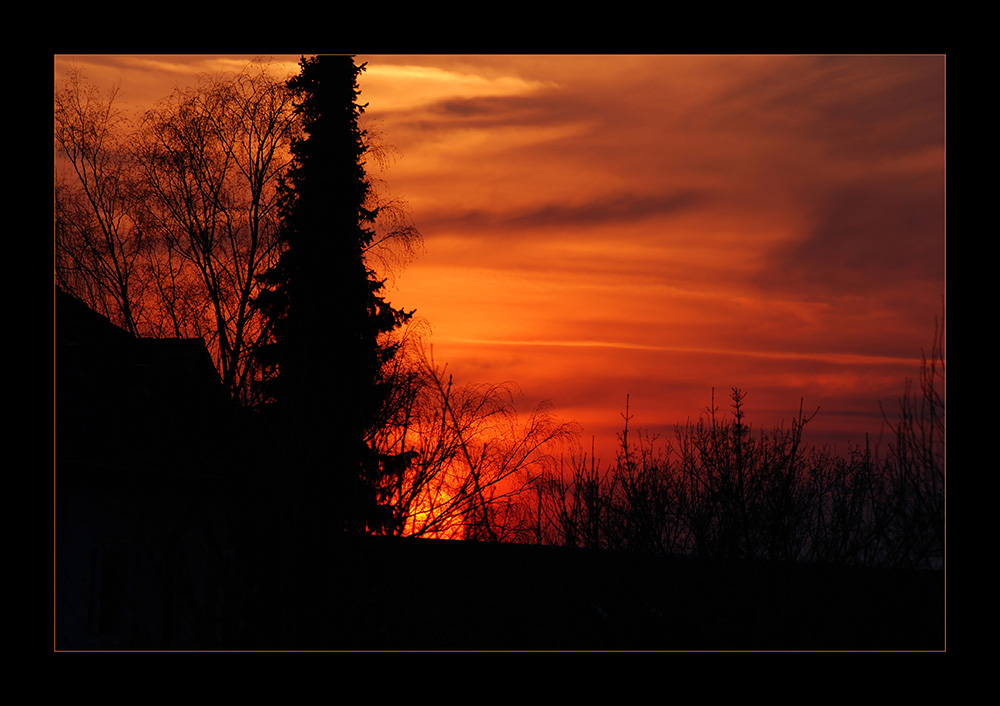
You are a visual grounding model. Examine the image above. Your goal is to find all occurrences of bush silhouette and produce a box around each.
[539,354,944,572]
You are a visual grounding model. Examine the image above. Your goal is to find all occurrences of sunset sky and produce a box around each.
[54,54,946,463]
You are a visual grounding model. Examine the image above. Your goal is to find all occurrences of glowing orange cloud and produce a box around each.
[359,54,944,461]
[55,54,946,465]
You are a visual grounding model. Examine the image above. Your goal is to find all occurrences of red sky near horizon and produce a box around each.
[54,54,946,464]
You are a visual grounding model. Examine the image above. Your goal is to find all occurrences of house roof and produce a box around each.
[55,288,238,481]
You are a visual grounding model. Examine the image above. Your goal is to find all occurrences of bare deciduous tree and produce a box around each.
[55,68,152,336]
[370,330,578,541]
[878,305,945,569]
[56,61,424,409]
[133,61,298,402]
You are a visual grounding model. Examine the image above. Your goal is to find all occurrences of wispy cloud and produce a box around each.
[366,54,945,451]
[447,337,922,367]
[55,53,945,455]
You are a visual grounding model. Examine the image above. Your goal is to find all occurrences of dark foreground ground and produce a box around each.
[326,535,944,651]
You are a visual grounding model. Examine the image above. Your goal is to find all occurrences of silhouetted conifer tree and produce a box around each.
[254,55,413,538]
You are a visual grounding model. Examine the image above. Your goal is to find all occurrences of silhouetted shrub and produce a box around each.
[537,318,945,572]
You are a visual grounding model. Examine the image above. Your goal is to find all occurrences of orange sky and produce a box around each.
[54,54,946,464]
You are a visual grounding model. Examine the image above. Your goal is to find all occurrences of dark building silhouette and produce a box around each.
[55,288,246,648]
